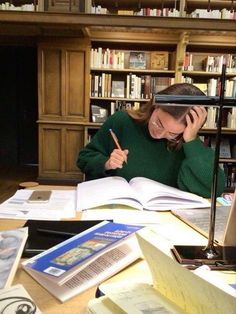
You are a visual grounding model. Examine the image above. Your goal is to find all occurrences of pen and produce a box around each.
[37,228,77,237]
[109,129,127,163]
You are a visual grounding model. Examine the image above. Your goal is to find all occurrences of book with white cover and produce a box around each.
[0,228,28,289]
[76,176,210,211]
[22,221,143,302]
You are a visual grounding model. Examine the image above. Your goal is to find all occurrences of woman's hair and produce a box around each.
[127,83,205,150]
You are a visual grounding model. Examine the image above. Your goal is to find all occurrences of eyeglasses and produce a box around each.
[151,118,183,143]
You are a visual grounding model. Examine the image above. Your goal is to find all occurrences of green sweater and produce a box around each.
[77,111,225,198]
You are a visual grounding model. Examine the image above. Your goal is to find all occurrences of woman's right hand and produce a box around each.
[105,149,129,170]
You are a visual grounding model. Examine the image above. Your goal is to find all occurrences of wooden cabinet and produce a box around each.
[38,38,90,183]
[38,123,84,182]
[38,38,90,121]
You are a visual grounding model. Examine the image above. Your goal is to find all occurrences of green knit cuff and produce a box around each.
[183,137,207,158]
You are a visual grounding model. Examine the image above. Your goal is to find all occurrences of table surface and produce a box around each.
[0,185,234,314]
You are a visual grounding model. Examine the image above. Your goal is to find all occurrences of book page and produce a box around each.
[77,177,142,210]
[136,228,236,314]
[129,177,210,210]
[104,283,183,314]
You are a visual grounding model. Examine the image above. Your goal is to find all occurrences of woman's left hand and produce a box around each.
[183,106,207,143]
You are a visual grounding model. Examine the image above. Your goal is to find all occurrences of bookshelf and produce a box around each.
[89,42,176,125]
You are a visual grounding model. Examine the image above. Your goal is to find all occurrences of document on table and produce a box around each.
[0,190,76,220]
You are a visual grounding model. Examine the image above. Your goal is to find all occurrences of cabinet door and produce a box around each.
[38,123,84,182]
[38,39,90,122]
[45,0,80,12]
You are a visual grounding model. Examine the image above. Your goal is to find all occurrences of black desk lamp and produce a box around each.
[155,64,236,269]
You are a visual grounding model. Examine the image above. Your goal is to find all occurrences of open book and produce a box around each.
[77,176,210,211]
[87,228,236,313]
[0,227,28,289]
[136,228,236,314]
[22,221,143,302]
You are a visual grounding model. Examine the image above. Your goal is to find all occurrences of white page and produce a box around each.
[0,190,76,220]
[77,177,141,211]
[129,177,210,209]
[81,208,163,225]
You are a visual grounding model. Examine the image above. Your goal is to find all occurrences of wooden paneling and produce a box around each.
[65,49,86,117]
[39,125,62,174]
[39,123,84,181]
[45,0,80,12]
[38,39,90,122]
[39,48,62,117]
[65,126,84,173]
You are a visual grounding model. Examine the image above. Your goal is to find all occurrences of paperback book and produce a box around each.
[22,221,143,302]
[129,51,146,69]
[0,227,28,289]
[76,176,210,211]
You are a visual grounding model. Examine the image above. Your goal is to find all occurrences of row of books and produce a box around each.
[91,48,125,70]
[223,164,236,189]
[91,48,169,70]
[88,5,236,20]
[183,77,236,97]
[183,53,236,73]
[90,73,173,99]
[0,2,35,10]
[90,100,141,124]
[200,136,234,158]
[201,107,236,129]
[187,8,236,19]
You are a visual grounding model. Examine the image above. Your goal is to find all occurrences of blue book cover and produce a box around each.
[25,221,143,280]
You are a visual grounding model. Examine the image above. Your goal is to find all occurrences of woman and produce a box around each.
[77,83,225,198]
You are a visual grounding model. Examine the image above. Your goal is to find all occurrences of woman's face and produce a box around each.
[148,107,186,141]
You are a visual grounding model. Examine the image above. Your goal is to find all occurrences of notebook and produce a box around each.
[171,190,236,246]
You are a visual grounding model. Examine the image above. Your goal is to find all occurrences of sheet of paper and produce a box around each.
[0,190,76,220]
[81,207,164,225]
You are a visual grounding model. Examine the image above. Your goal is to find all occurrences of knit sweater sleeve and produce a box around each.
[77,112,124,180]
[177,138,225,198]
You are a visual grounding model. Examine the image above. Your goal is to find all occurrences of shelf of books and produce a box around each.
[199,121,236,191]
[86,0,236,19]
[89,44,175,126]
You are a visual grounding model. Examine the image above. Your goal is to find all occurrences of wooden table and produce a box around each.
[1,186,235,313]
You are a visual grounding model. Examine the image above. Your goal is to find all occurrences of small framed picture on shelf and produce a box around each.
[150,51,169,70]
[129,51,146,69]
[111,81,125,98]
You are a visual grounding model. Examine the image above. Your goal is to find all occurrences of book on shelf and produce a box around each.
[0,227,28,289]
[150,51,169,70]
[129,51,146,69]
[0,284,42,314]
[211,137,232,159]
[111,80,125,98]
[76,176,210,212]
[22,221,143,302]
